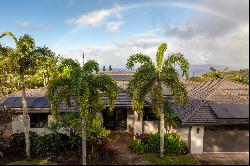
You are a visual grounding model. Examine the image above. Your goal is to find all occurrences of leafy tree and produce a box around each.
[0,32,39,159]
[0,45,19,97]
[108,65,112,71]
[126,43,189,158]
[47,58,118,165]
[32,46,60,87]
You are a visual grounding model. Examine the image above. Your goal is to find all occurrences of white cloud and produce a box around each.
[105,21,125,33]
[65,6,122,26]
[59,0,249,69]
[60,21,249,69]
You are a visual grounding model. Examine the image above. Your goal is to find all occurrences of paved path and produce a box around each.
[193,153,249,165]
[104,131,152,165]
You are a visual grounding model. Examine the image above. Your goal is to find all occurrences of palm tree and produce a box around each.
[206,66,229,79]
[126,43,189,158]
[0,32,37,159]
[47,58,118,165]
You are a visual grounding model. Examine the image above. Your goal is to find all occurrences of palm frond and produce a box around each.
[156,43,167,71]
[127,63,156,96]
[163,53,190,77]
[0,32,18,44]
[126,53,153,70]
[151,84,164,117]
[161,67,188,107]
[91,74,118,111]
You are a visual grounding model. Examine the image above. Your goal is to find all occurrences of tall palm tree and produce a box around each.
[0,32,37,159]
[126,43,189,158]
[47,59,118,165]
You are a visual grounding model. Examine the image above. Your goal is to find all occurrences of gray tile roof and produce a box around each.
[0,80,150,113]
[169,79,249,124]
[1,75,248,125]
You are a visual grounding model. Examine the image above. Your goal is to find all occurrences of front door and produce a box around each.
[103,108,127,130]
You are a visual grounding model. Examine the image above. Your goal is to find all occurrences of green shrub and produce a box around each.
[164,133,187,155]
[129,139,146,154]
[145,133,160,153]
[69,134,81,151]
[0,139,8,152]
[130,133,187,155]
[9,132,25,149]
[34,133,70,156]
[29,131,39,153]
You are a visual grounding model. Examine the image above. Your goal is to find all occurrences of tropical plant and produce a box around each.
[87,116,111,158]
[203,66,228,79]
[0,32,39,159]
[129,139,146,154]
[164,101,180,133]
[126,43,189,158]
[47,58,118,165]
[130,133,187,155]
[233,73,249,84]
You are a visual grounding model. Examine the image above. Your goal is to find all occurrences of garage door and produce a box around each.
[203,125,249,152]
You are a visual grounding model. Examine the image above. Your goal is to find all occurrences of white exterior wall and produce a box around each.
[173,127,190,148]
[12,114,25,133]
[190,125,204,154]
[96,111,103,123]
[12,114,69,136]
[126,109,134,132]
[143,121,159,134]
[134,111,143,134]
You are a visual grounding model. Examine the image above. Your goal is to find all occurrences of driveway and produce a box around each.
[193,153,249,165]
[104,130,152,165]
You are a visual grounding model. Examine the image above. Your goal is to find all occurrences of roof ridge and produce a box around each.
[182,78,224,122]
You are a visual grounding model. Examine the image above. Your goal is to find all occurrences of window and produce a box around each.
[143,108,159,121]
[30,113,48,128]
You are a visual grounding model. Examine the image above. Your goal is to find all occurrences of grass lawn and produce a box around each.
[7,160,56,165]
[143,153,197,165]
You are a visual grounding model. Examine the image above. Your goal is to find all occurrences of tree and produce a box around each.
[103,66,106,72]
[108,65,112,71]
[0,45,19,97]
[0,32,38,159]
[47,58,118,165]
[126,43,189,158]
[33,46,60,87]
[203,66,228,79]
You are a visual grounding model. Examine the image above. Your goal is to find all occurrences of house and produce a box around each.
[0,72,249,154]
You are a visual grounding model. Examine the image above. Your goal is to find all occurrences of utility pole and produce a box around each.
[82,52,85,66]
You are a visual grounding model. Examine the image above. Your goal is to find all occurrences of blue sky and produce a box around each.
[0,0,249,69]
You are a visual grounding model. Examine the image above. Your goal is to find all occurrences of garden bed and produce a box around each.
[1,146,119,165]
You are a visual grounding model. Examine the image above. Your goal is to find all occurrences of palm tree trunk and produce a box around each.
[20,74,30,159]
[133,111,142,138]
[159,106,165,159]
[82,115,87,165]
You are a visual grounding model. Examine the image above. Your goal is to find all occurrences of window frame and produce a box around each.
[29,113,48,128]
